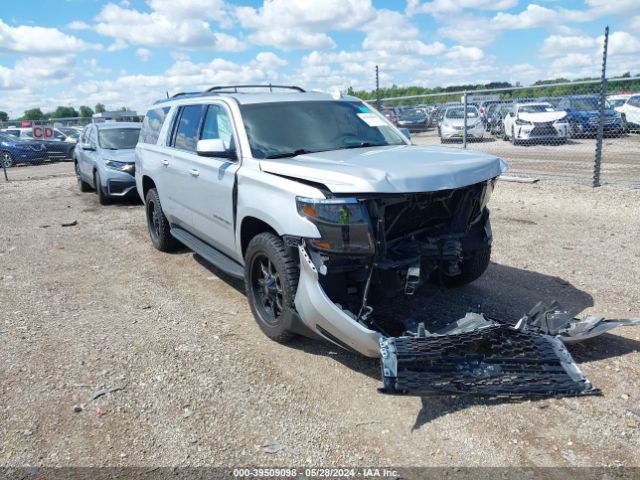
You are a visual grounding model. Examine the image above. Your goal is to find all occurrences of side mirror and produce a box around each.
[509,112,514,117]
[197,138,236,159]
[398,127,411,140]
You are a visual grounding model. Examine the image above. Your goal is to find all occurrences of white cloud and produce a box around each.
[237,0,376,50]
[67,21,90,30]
[631,16,640,31]
[93,2,245,51]
[539,35,598,58]
[136,48,152,62]
[0,19,96,55]
[407,0,519,16]
[445,46,484,62]
[491,4,557,30]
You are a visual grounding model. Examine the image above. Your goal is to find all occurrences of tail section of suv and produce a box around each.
[135,85,616,397]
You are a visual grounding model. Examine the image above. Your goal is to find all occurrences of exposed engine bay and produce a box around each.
[289,179,640,397]
[299,179,496,337]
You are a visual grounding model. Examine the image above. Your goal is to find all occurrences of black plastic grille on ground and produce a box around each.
[381,325,598,397]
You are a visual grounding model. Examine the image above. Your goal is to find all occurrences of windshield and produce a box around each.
[60,128,80,139]
[519,104,554,113]
[609,99,626,107]
[98,128,141,149]
[571,98,612,111]
[239,101,405,159]
[445,107,479,119]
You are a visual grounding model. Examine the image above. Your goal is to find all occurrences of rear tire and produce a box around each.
[440,246,491,288]
[244,232,298,343]
[145,187,177,252]
[1,151,14,168]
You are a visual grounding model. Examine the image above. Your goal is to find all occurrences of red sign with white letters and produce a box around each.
[32,125,54,139]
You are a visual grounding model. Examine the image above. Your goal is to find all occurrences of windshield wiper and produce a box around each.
[264,149,315,159]
[338,142,389,149]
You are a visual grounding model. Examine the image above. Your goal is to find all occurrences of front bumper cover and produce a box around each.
[294,245,639,397]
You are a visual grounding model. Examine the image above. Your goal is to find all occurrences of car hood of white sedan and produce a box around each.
[518,111,567,123]
[260,145,508,194]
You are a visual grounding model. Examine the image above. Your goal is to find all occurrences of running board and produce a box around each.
[170,227,244,279]
[379,325,599,397]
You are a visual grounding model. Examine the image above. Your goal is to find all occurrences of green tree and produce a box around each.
[94,103,106,113]
[79,105,94,118]
[0,111,8,122]
[22,108,45,120]
[51,106,79,118]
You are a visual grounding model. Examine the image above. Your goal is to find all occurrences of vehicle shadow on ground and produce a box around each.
[194,257,640,425]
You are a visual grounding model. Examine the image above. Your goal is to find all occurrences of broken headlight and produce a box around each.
[296,197,374,254]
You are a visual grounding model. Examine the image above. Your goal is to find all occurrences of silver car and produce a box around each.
[134,85,633,397]
[75,122,141,205]
[439,105,484,142]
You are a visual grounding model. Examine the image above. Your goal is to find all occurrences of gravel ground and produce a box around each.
[1,174,639,468]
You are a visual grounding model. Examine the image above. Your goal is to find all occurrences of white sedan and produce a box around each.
[503,102,568,145]
[439,105,484,142]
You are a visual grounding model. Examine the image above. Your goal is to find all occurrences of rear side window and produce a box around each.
[172,105,205,152]
[140,106,170,144]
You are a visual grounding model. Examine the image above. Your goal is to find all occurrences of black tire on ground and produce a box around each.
[94,170,111,205]
[440,246,492,288]
[244,232,298,343]
[75,162,92,192]
[1,151,14,168]
[145,187,177,252]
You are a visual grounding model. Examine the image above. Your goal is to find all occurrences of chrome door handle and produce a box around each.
[189,169,200,177]
[161,159,169,166]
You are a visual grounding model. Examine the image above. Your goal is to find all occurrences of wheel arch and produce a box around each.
[141,175,156,199]
[240,216,279,258]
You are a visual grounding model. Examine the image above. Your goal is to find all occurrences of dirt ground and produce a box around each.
[1,174,639,468]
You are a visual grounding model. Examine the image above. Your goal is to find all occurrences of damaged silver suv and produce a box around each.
[136,85,639,397]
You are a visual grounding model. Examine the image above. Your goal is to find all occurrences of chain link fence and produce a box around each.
[375,77,640,188]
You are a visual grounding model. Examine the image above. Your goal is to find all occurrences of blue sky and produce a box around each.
[0,0,639,117]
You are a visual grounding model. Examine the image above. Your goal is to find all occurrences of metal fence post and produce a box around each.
[593,25,609,188]
[375,65,381,111]
[463,91,468,149]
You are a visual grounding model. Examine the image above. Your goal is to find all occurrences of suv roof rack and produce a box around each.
[206,84,306,93]
[154,85,307,104]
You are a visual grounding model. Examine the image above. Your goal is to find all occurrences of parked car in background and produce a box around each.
[75,122,141,205]
[2,126,76,161]
[396,108,430,132]
[607,94,631,109]
[614,94,640,132]
[57,127,82,143]
[0,132,48,167]
[489,104,513,138]
[483,101,511,132]
[503,102,568,145]
[380,108,397,125]
[439,105,484,142]
[556,95,624,137]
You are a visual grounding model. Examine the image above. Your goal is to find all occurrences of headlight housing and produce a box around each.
[515,118,531,125]
[296,197,374,254]
[104,159,135,174]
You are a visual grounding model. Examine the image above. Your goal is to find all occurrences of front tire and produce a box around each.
[1,151,14,168]
[76,162,92,192]
[511,128,519,146]
[245,232,298,343]
[94,170,111,205]
[145,187,177,252]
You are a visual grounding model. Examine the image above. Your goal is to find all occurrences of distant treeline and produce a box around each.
[347,73,640,106]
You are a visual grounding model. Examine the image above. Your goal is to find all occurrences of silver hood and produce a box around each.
[260,145,508,194]
[100,148,135,162]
